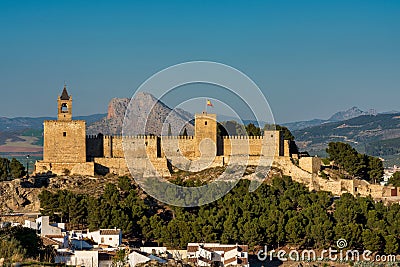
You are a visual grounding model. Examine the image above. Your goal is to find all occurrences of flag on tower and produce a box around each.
[207,99,213,107]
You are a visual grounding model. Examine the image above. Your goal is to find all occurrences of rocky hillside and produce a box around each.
[0,175,123,213]
[87,92,194,136]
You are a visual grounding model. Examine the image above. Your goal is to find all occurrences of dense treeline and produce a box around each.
[0,226,54,262]
[326,142,384,183]
[365,137,400,157]
[0,156,26,181]
[39,176,400,254]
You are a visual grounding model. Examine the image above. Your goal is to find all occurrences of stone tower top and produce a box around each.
[57,84,73,121]
[60,85,70,100]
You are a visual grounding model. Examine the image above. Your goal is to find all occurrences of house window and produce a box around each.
[205,121,208,125]
[109,237,112,240]
[101,237,104,243]
[63,132,67,137]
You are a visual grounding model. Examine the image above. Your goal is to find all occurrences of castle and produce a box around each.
[35,86,305,177]
[34,87,400,202]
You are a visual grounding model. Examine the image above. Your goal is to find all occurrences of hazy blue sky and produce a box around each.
[0,0,399,123]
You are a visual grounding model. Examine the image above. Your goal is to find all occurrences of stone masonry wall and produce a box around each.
[35,161,94,176]
[43,120,86,163]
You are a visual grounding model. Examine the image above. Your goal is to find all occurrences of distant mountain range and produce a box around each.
[282,106,394,131]
[293,112,400,159]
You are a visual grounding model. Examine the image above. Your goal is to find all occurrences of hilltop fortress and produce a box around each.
[35,87,400,202]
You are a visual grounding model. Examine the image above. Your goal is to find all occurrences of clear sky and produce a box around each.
[0,0,399,123]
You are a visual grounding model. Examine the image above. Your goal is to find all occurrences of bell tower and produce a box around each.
[58,84,72,121]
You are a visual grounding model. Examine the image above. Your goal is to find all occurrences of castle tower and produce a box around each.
[263,130,284,157]
[57,85,72,121]
[195,112,217,157]
[42,86,86,163]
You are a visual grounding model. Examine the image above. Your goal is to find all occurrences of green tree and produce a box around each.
[366,156,384,183]
[9,158,26,179]
[384,235,399,255]
[362,229,383,252]
[0,157,10,181]
[0,226,43,258]
[388,172,400,187]
[0,238,25,262]
[326,142,383,181]
[118,176,132,192]
[245,123,261,136]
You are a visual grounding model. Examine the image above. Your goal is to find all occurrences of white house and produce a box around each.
[56,250,99,267]
[187,243,249,267]
[87,228,122,247]
[55,250,114,267]
[128,251,167,267]
[24,216,63,236]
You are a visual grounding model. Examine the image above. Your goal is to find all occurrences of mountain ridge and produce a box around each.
[282,106,396,131]
[293,112,400,160]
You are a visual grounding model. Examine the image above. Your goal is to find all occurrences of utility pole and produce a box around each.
[26,155,30,178]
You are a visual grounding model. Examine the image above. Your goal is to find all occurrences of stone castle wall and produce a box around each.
[43,120,86,163]
[95,130,288,161]
[161,136,196,158]
[222,136,264,156]
[35,161,94,176]
[299,157,321,174]
[86,135,104,159]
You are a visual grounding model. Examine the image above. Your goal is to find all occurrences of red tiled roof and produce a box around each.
[187,245,199,252]
[205,246,236,252]
[100,229,120,235]
[224,257,237,265]
[41,236,62,246]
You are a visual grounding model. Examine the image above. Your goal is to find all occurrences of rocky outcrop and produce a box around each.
[87,92,194,136]
[0,179,42,213]
[0,175,121,213]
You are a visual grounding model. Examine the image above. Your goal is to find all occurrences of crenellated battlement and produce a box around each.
[161,136,194,140]
[102,135,195,140]
[223,135,264,139]
[86,135,103,139]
